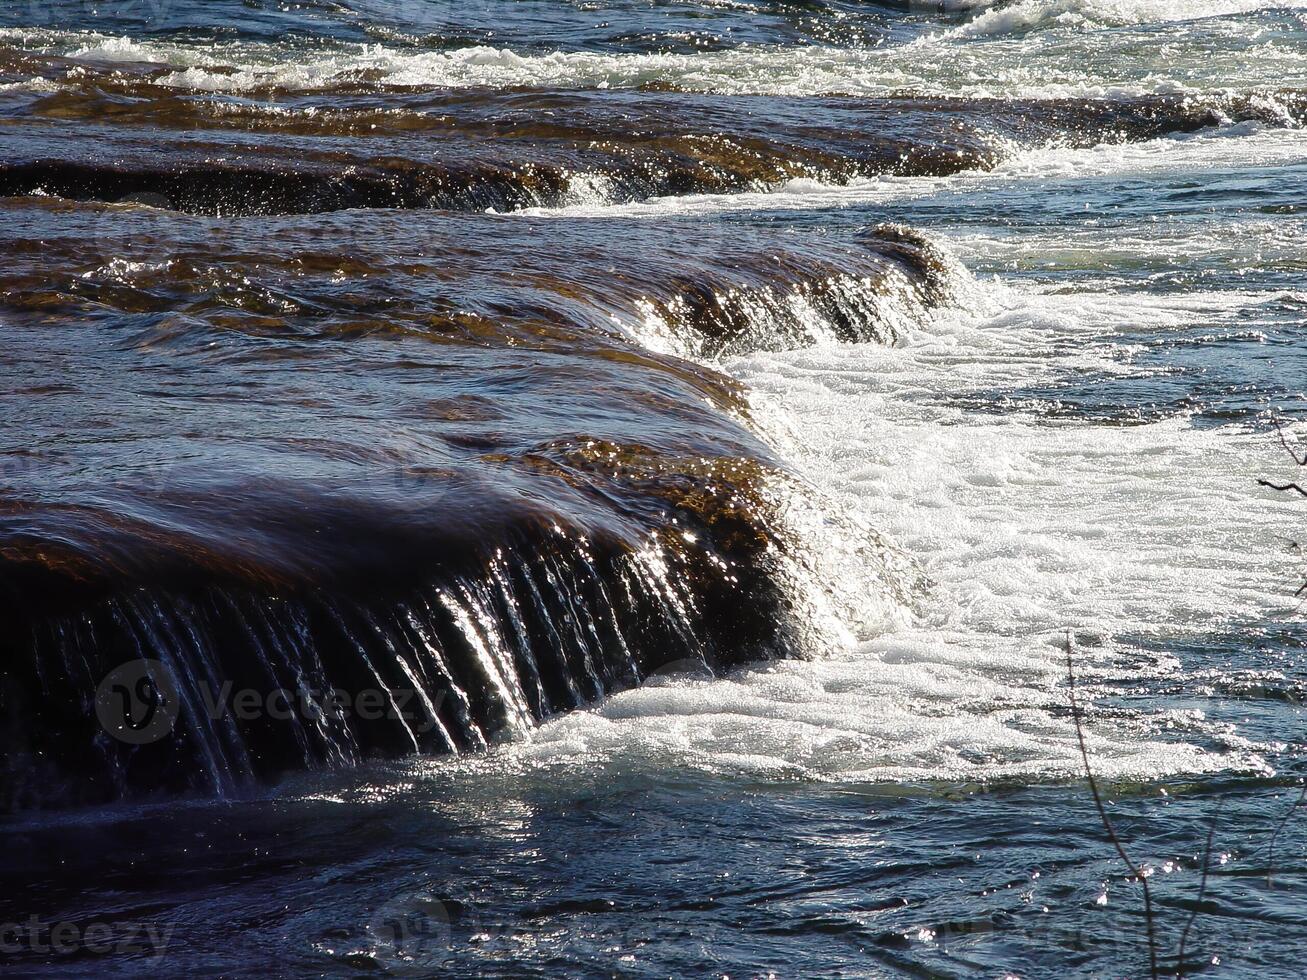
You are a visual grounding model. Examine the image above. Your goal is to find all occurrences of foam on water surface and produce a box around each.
[466,269,1295,789]
[3,3,1307,975]
[948,0,1305,37]
[515,120,1307,226]
[5,2,1306,99]
[350,95,1307,795]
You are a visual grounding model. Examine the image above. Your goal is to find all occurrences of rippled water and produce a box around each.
[3,1,1307,977]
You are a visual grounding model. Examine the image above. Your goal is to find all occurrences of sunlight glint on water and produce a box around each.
[3,1,1307,976]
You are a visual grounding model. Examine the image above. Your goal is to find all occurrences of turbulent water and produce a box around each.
[3,1,1307,976]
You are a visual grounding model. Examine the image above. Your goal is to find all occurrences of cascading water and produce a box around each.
[3,1,1307,976]
[0,213,957,810]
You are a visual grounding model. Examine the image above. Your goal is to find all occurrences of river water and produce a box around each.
[2,1,1307,976]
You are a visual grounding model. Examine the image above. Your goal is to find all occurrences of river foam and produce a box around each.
[420,97,1307,790]
[518,120,1307,225]
[5,2,1305,100]
[444,261,1294,788]
[948,0,1305,37]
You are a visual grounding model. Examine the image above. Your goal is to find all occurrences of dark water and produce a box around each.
[3,1,1307,976]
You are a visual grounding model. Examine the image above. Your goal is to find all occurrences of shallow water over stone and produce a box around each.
[3,1,1307,976]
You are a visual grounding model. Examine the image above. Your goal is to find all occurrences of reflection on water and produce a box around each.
[3,0,1307,975]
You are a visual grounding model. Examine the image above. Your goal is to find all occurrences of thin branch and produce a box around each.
[1265,781,1307,889]
[1265,422,1307,596]
[1271,418,1307,467]
[1257,479,1307,498]
[1264,417,1307,871]
[1176,804,1221,978]
[1065,630,1159,980]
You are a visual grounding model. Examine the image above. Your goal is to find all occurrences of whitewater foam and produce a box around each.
[5,2,1300,797]
[5,4,1306,100]
[949,0,1305,38]
[446,116,1307,790]
[515,122,1307,223]
[471,272,1291,788]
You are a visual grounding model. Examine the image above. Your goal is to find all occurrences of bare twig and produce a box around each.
[1271,417,1307,467]
[1065,630,1159,980]
[1258,479,1307,498]
[1265,781,1307,889]
[1261,419,1307,494]
[1176,804,1221,978]
[1263,417,1307,868]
